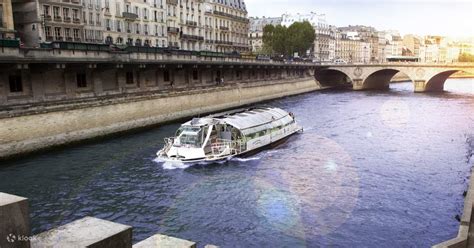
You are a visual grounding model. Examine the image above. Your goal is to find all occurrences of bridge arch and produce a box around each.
[361,69,413,91]
[314,68,353,87]
[425,70,466,92]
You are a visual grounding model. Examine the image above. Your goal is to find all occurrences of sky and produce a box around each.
[245,0,474,38]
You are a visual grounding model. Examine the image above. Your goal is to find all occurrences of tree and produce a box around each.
[289,21,315,56]
[262,21,316,57]
[262,25,275,51]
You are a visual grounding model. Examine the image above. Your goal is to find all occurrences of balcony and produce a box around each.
[64,17,71,23]
[186,20,197,27]
[73,18,80,23]
[46,36,53,41]
[122,12,138,20]
[66,37,73,41]
[215,40,233,45]
[44,15,52,21]
[181,34,204,41]
[167,27,179,33]
[219,26,229,31]
[71,0,80,3]
[212,10,249,23]
[54,16,62,22]
[55,36,63,41]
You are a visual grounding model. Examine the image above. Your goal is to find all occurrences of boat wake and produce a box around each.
[230,156,261,162]
[153,155,262,170]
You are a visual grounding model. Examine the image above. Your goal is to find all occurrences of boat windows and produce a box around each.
[179,132,202,147]
[176,126,201,136]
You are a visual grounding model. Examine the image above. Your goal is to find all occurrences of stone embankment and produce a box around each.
[0,78,322,160]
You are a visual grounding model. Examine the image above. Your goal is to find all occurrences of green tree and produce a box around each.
[262,24,275,51]
[288,21,315,56]
[272,25,289,55]
[262,21,315,57]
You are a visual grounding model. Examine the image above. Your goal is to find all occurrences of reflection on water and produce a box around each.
[0,78,473,247]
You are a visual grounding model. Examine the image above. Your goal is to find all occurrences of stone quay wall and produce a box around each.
[0,78,321,159]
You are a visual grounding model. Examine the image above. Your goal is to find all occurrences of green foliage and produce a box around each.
[262,21,316,57]
[459,53,474,62]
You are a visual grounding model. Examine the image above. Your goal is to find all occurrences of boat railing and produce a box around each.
[162,137,175,153]
[211,139,245,157]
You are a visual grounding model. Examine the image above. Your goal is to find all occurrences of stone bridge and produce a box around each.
[314,64,474,92]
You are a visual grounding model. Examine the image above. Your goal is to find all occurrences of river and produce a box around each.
[1,79,473,247]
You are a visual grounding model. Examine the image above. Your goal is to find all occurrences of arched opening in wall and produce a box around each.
[427,70,474,93]
[314,69,353,88]
[363,69,413,91]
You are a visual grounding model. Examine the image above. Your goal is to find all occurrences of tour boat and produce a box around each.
[156,106,303,163]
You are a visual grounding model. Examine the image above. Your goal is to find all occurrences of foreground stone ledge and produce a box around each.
[0,192,31,248]
[31,216,132,248]
[133,234,196,248]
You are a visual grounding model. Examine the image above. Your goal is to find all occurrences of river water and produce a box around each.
[1,79,473,247]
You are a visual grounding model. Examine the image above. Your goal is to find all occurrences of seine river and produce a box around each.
[1,79,473,247]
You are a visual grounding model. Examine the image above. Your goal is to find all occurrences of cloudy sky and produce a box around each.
[245,0,474,37]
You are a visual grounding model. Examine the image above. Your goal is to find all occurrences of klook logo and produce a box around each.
[6,233,17,243]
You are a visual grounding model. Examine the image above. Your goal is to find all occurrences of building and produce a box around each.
[338,25,378,62]
[403,34,421,57]
[204,0,250,53]
[11,0,250,52]
[0,0,15,39]
[281,12,332,60]
[12,0,85,47]
[248,16,281,53]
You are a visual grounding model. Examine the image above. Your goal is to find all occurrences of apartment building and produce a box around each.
[12,0,84,47]
[204,0,249,53]
[11,0,250,51]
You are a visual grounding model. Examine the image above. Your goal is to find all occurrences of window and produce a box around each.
[76,73,87,88]
[73,29,80,39]
[64,28,70,38]
[9,75,23,93]
[126,72,134,84]
[192,70,198,80]
[63,8,69,18]
[163,70,170,82]
[53,6,60,18]
[72,9,79,19]
[43,5,50,16]
[54,27,61,38]
[45,26,51,37]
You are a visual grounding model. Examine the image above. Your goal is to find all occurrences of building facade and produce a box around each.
[0,0,15,39]
[248,16,281,53]
[11,0,250,51]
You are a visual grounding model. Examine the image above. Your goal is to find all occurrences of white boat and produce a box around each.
[156,106,303,163]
